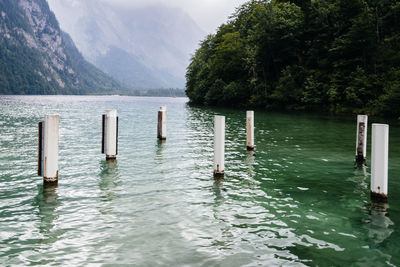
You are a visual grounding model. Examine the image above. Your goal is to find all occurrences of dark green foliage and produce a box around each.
[186,0,400,117]
[0,37,57,94]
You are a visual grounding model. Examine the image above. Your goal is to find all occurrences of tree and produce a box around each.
[185,0,400,117]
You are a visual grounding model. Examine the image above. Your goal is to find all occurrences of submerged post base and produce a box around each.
[44,177,58,184]
[214,171,224,178]
[247,146,254,151]
[371,191,388,203]
[355,155,366,165]
[44,171,58,184]
[158,137,167,141]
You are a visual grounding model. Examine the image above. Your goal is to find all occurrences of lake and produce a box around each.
[0,95,399,266]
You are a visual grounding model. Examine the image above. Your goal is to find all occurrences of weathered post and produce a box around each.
[102,110,118,160]
[214,115,225,177]
[355,115,368,164]
[371,124,389,202]
[157,106,167,140]
[38,115,59,183]
[246,111,254,151]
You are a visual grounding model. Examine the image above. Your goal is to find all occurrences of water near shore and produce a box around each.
[0,95,399,266]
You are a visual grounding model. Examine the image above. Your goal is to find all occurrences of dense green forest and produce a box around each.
[186,0,400,117]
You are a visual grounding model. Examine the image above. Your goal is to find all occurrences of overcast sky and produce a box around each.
[100,0,249,33]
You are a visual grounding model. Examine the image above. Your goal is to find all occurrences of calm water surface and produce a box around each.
[0,96,399,266]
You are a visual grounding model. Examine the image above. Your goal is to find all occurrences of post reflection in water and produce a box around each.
[35,183,60,239]
[2,96,400,266]
[212,177,226,205]
[245,150,256,176]
[212,177,234,250]
[155,139,166,162]
[349,164,369,196]
[367,202,394,244]
[99,160,120,204]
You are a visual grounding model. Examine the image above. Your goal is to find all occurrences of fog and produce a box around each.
[98,0,249,33]
[46,0,250,88]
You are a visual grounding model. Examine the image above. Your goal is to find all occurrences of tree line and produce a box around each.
[185,0,400,118]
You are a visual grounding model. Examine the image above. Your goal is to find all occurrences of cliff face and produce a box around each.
[0,0,123,94]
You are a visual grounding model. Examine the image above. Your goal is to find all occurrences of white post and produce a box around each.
[355,115,368,164]
[246,111,254,151]
[214,115,225,177]
[102,110,118,160]
[371,124,389,202]
[157,106,167,140]
[38,115,59,183]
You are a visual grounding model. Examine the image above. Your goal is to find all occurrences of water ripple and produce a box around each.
[0,96,399,266]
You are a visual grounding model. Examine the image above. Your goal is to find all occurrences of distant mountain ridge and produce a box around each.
[47,0,205,89]
[0,0,124,94]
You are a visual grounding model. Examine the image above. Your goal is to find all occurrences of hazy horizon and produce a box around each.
[46,0,249,89]
[50,0,249,34]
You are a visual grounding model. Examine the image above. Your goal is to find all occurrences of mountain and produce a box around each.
[47,0,205,89]
[0,0,124,94]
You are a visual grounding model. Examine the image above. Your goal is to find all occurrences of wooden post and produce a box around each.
[246,111,254,151]
[371,124,389,202]
[355,115,368,164]
[38,115,59,183]
[157,106,167,140]
[102,110,118,160]
[214,115,225,177]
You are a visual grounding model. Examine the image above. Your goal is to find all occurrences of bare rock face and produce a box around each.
[17,0,74,87]
[0,0,122,94]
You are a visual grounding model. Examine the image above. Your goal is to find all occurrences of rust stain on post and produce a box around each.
[101,114,105,153]
[116,116,119,155]
[44,177,58,184]
[157,110,166,140]
[356,122,366,164]
[246,111,254,151]
[214,164,224,178]
[247,118,254,151]
[44,170,58,184]
[157,110,162,139]
[38,122,43,176]
[44,156,47,177]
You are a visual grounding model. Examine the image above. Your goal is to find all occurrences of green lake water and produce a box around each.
[0,95,399,266]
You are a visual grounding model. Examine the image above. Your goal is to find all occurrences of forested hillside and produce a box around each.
[0,0,123,95]
[186,0,400,117]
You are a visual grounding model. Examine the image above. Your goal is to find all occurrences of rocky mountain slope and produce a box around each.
[47,0,205,89]
[0,0,123,94]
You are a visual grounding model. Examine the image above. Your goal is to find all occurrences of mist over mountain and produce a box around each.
[0,0,124,94]
[47,0,206,89]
